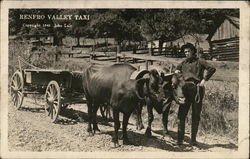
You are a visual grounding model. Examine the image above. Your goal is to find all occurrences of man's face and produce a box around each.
[184,48,195,58]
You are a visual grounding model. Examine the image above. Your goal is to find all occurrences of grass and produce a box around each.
[8,39,239,141]
[200,80,238,139]
[148,80,238,141]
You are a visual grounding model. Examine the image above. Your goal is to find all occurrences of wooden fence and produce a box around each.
[210,45,239,62]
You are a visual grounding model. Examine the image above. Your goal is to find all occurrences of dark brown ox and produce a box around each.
[170,72,206,145]
[140,72,206,144]
[136,73,174,138]
[82,63,167,147]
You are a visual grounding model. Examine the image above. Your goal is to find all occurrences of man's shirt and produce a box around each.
[176,57,216,82]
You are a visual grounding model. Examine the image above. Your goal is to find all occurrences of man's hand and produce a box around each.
[198,79,206,87]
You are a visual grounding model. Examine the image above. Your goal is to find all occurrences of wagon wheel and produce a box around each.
[45,81,61,123]
[100,104,112,120]
[10,71,24,110]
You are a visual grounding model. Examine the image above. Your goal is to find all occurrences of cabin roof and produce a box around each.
[207,16,239,41]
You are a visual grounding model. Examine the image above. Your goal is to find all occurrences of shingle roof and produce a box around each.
[226,16,239,28]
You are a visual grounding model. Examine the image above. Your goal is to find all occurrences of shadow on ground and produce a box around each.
[19,106,45,113]
[153,129,238,151]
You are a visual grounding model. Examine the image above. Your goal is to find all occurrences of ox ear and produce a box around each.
[135,78,149,100]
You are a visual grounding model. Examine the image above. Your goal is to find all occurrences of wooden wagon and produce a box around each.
[10,58,112,123]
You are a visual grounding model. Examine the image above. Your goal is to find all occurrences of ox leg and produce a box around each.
[112,109,120,147]
[177,102,191,145]
[87,102,93,136]
[122,113,131,145]
[162,103,171,136]
[145,105,154,137]
[135,101,144,130]
[162,98,172,136]
[92,105,100,134]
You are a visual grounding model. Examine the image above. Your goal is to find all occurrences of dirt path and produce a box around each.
[8,97,238,152]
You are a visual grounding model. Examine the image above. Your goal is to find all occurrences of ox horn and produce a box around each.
[130,69,149,80]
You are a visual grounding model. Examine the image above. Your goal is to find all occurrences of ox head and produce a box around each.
[134,69,167,111]
[165,72,200,105]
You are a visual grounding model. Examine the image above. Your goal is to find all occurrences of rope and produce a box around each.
[185,81,201,104]
[195,85,201,103]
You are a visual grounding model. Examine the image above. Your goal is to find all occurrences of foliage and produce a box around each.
[10,9,239,47]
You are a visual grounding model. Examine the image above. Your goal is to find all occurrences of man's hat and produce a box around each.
[181,43,197,53]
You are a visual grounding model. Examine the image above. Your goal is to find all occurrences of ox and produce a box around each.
[134,66,174,137]
[82,63,168,147]
[140,72,208,146]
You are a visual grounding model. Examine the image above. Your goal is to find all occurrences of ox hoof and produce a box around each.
[177,141,183,146]
[123,139,132,145]
[145,128,152,137]
[88,132,94,136]
[136,124,144,131]
[112,142,120,148]
[163,129,169,136]
[190,141,198,147]
[93,128,101,134]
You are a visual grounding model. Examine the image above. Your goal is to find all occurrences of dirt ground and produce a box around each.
[8,96,238,152]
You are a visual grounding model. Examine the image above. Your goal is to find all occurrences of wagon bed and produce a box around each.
[10,68,85,122]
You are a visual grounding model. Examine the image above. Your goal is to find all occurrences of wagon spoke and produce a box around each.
[16,75,21,88]
[15,75,20,87]
[52,85,57,98]
[53,104,57,113]
[46,91,51,99]
[11,91,16,101]
[45,81,61,123]
[13,77,17,88]
[49,85,53,95]
[13,94,17,106]
[50,106,54,119]
[50,85,54,96]
[54,91,58,99]
[17,91,23,98]
[48,105,52,116]
[16,94,21,106]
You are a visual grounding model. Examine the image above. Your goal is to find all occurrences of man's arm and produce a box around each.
[199,59,216,86]
[175,61,184,73]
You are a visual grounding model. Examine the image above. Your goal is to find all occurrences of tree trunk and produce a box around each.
[159,39,163,55]
[105,37,108,50]
[76,36,80,46]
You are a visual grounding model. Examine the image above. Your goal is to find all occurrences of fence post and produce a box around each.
[145,60,149,70]
[133,46,136,54]
[148,47,151,55]
[116,45,121,62]
[170,64,173,73]
[149,48,154,56]
[53,54,57,66]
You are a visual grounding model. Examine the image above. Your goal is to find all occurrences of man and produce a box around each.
[175,43,216,146]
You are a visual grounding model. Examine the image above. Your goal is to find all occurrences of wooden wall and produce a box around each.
[211,19,239,41]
